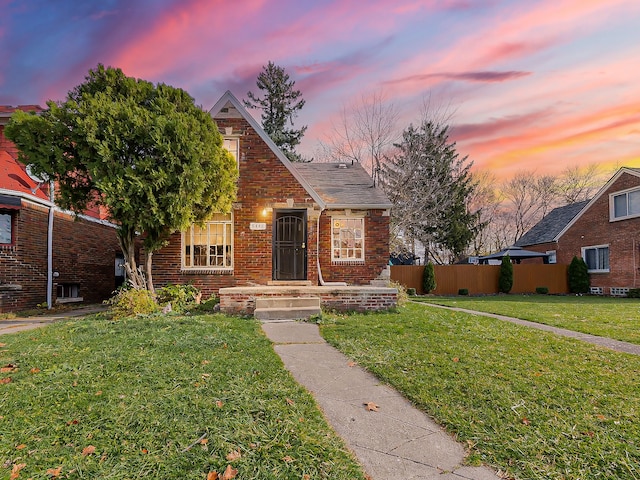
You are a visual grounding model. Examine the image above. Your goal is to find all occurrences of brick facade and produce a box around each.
[525,170,640,293]
[0,200,121,312]
[151,93,391,295]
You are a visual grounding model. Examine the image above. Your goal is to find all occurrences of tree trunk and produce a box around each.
[117,226,146,290]
[144,250,154,294]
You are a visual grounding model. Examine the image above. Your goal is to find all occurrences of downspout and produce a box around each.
[46,182,54,309]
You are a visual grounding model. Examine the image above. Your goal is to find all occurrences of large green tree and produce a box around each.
[381,120,481,263]
[6,64,237,292]
[244,61,307,161]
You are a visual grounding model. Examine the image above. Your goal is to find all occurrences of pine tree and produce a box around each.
[244,61,307,161]
[568,256,590,293]
[498,255,514,293]
[422,262,437,293]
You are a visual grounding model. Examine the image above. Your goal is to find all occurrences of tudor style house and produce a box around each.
[151,91,392,296]
[0,106,122,313]
[517,167,640,295]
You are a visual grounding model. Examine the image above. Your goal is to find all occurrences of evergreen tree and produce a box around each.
[381,120,480,262]
[6,64,237,292]
[244,61,307,162]
[568,256,590,293]
[498,255,514,293]
[422,262,437,293]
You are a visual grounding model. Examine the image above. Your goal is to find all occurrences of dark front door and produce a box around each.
[273,210,307,280]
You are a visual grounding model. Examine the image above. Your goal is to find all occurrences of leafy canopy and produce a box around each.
[6,64,237,290]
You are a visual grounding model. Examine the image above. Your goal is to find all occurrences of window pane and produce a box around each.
[599,247,609,270]
[614,194,627,218]
[585,248,596,270]
[0,213,11,243]
[331,217,364,260]
[629,190,640,216]
[183,214,232,268]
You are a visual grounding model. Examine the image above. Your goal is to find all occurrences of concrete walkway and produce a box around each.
[262,321,503,480]
[421,302,640,356]
[0,305,107,335]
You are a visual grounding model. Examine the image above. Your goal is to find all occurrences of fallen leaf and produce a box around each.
[1,377,12,384]
[202,373,211,379]
[0,343,6,347]
[596,414,606,420]
[283,455,294,463]
[226,449,241,461]
[100,452,107,462]
[364,402,379,412]
[249,443,257,449]
[141,448,148,454]
[286,398,295,406]
[67,419,79,426]
[201,360,210,365]
[303,475,310,480]
[200,438,208,445]
[452,357,459,363]
[207,472,219,480]
[221,464,237,480]
[30,368,41,374]
[347,361,357,367]
[82,445,96,456]
[95,391,102,396]
[16,444,27,450]
[46,466,62,477]
[10,462,26,480]
[216,400,224,408]
[522,417,530,425]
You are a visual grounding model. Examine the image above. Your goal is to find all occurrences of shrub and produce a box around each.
[187,294,220,314]
[568,256,590,293]
[536,286,549,294]
[106,288,158,320]
[627,288,640,298]
[156,284,201,311]
[388,280,409,306]
[422,262,437,294]
[406,287,417,296]
[458,288,469,296]
[498,255,513,293]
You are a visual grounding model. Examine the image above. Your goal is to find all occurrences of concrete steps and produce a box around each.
[254,296,321,321]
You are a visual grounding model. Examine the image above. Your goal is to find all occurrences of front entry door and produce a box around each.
[273,210,307,280]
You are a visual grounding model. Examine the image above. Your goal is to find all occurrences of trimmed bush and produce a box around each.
[627,288,640,298]
[536,286,549,294]
[498,255,513,293]
[568,256,590,293]
[406,288,417,296]
[106,288,158,320]
[458,288,469,296]
[422,262,437,294]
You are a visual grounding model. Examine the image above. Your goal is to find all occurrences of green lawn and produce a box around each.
[414,294,640,345]
[321,303,640,480]
[0,313,366,479]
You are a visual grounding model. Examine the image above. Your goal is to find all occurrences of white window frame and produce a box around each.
[223,136,240,170]
[610,187,640,221]
[581,244,610,273]
[182,213,233,271]
[331,216,365,263]
[56,283,83,303]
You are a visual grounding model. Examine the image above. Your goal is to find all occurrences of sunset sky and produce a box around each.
[1,0,639,179]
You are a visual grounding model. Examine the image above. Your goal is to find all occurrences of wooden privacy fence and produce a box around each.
[391,264,569,295]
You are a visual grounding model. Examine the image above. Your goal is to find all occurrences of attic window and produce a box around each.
[610,187,640,221]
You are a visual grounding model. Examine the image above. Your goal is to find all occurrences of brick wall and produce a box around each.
[0,201,121,312]
[152,115,389,294]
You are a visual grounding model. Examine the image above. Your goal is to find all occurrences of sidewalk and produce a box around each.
[0,305,107,335]
[262,321,503,480]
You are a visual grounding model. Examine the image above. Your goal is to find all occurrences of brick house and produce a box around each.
[0,107,122,313]
[516,167,640,295]
[152,91,392,297]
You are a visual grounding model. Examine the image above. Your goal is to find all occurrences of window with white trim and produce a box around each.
[223,137,240,169]
[546,250,557,264]
[0,212,12,244]
[183,213,233,270]
[611,187,640,221]
[582,245,609,273]
[331,217,364,262]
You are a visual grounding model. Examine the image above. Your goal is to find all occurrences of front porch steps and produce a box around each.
[254,296,321,322]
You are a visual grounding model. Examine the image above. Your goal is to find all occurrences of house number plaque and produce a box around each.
[250,222,267,231]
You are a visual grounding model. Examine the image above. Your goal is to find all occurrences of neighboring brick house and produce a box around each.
[516,167,640,295]
[152,91,392,296]
[0,107,122,313]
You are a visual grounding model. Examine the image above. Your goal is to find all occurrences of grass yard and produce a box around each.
[0,313,367,480]
[415,294,640,345]
[320,302,640,480]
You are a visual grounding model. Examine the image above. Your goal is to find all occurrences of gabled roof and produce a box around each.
[515,200,589,247]
[208,91,326,209]
[294,162,392,209]
[554,167,640,240]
